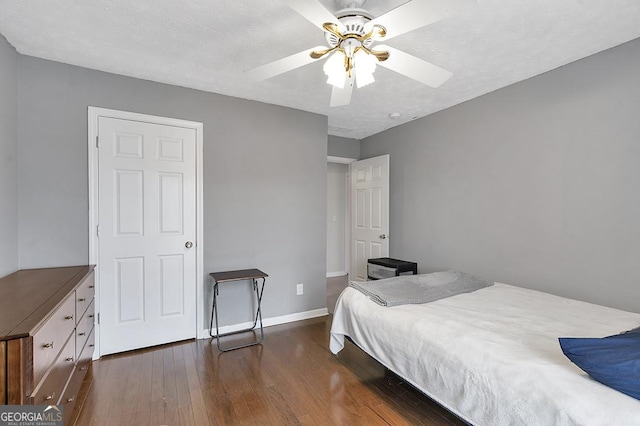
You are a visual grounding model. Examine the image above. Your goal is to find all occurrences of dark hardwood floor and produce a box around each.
[76,316,465,425]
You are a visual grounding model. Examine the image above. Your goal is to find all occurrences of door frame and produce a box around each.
[327,156,356,278]
[88,107,205,358]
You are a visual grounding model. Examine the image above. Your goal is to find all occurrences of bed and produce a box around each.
[330,275,640,425]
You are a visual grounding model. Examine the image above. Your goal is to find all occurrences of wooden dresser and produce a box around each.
[0,265,95,425]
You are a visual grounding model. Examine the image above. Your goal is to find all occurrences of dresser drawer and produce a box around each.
[32,294,76,386]
[61,327,94,404]
[75,300,95,360]
[59,365,83,426]
[78,326,95,369]
[61,327,94,426]
[60,364,85,404]
[75,271,95,322]
[30,333,75,405]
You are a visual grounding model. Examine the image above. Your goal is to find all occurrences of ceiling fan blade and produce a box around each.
[330,76,354,107]
[375,45,452,88]
[281,0,343,32]
[366,0,477,41]
[245,46,326,81]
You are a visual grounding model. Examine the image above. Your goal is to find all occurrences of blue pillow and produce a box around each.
[559,328,640,400]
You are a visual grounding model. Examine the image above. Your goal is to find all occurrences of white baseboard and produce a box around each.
[201,307,329,338]
[326,271,348,278]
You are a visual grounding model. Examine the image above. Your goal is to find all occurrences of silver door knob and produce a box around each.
[185,241,193,249]
[379,234,387,239]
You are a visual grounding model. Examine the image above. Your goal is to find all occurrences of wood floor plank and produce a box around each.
[264,384,303,425]
[95,353,129,426]
[182,343,210,426]
[131,351,154,426]
[170,345,194,426]
[77,316,466,426]
[148,348,165,426]
[162,346,179,426]
[116,350,144,424]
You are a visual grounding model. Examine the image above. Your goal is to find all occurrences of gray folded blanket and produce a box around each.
[349,271,493,307]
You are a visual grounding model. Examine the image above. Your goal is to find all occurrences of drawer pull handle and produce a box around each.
[65,357,74,362]
[89,285,94,288]
[65,315,74,320]
[78,298,87,302]
[89,344,95,348]
[44,393,55,401]
[78,332,86,336]
[80,366,87,371]
[42,342,54,349]
[67,397,75,402]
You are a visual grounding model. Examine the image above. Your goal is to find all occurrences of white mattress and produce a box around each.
[330,283,640,425]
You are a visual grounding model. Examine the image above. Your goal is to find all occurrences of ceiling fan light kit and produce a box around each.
[315,15,388,90]
[247,0,477,106]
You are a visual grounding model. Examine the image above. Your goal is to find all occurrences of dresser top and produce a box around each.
[0,265,95,341]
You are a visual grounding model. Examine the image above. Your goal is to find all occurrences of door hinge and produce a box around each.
[96,225,101,237]
[96,312,100,325]
[96,136,99,148]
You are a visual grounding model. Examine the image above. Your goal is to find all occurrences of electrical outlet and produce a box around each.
[296,283,304,295]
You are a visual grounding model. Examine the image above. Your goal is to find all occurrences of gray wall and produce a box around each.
[0,35,18,277]
[361,38,640,314]
[328,135,360,159]
[17,56,327,326]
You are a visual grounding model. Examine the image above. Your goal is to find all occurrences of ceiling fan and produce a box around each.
[246,0,476,107]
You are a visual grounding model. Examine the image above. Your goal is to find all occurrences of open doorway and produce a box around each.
[327,156,354,312]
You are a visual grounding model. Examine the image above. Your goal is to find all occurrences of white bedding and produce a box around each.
[330,283,640,425]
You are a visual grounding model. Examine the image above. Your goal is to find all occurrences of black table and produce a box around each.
[209,268,268,352]
[367,257,418,280]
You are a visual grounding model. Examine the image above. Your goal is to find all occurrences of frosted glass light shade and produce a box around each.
[354,50,376,88]
[324,52,346,88]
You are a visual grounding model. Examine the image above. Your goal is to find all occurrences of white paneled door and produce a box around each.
[350,155,390,281]
[98,116,197,355]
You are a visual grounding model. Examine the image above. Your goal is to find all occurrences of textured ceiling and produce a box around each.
[1,0,639,139]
